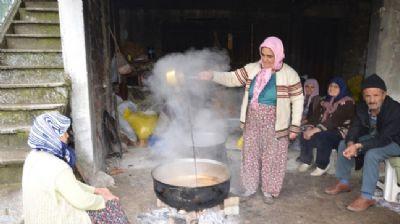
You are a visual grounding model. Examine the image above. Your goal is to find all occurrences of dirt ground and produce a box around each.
[1,144,398,224]
[110,147,400,224]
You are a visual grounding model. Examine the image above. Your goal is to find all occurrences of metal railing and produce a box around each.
[0,0,20,44]
[0,0,15,26]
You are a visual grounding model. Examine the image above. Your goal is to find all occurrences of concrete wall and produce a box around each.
[367,0,400,100]
[58,0,96,177]
[58,0,113,184]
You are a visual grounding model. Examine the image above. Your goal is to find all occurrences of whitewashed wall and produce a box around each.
[58,0,95,176]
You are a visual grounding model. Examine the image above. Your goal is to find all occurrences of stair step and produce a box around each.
[0,128,29,150]
[0,86,69,104]
[19,8,59,22]
[25,7,58,12]
[0,82,66,88]
[0,149,28,184]
[12,20,59,24]
[0,149,29,165]
[5,34,60,38]
[4,34,60,50]
[0,67,65,85]
[12,20,60,35]
[0,65,63,68]
[0,125,30,134]
[0,50,62,66]
[0,49,61,52]
[0,103,65,111]
[25,1,58,9]
[0,103,66,126]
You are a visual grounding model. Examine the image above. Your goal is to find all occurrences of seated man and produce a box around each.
[324,74,400,212]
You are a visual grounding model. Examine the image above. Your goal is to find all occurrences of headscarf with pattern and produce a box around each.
[28,112,76,168]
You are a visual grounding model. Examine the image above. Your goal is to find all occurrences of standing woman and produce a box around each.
[22,112,129,224]
[298,77,355,176]
[199,36,304,204]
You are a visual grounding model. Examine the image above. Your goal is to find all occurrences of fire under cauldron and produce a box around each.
[151,158,231,211]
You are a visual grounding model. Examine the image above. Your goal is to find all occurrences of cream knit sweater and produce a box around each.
[212,62,304,138]
[22,151,105,224]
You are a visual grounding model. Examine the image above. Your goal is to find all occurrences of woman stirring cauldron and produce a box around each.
[22,112,129,224]
[198,36,303,204]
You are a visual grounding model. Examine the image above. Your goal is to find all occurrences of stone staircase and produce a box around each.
[0,0,69,184]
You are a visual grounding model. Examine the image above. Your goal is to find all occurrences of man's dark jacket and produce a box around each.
[345,96,400,152]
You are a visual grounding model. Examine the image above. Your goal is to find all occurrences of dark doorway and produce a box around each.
[296,17,344,91]
[111,0,372,90]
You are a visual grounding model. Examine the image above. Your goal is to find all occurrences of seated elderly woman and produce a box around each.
[291,78,320,151]
[297,77,355,176]
[302,78,320,124]
[22,112,129,224]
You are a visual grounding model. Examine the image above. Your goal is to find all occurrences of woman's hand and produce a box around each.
[303,127,320,140]
[197,71,213,80]
[240,122,245,129]
[95,187,119,201]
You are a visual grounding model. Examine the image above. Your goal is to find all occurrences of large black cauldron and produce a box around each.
[151,158,230,211]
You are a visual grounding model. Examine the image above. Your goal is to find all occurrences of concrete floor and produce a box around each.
[1,145,399,224]
[110,146,400,224]
[0,183,22,224]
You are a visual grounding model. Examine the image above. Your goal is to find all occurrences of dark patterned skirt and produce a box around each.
[87,199,130,224]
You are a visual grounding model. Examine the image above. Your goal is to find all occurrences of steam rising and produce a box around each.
[146,49,231,159]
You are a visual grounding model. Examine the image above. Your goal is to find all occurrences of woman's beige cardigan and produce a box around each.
[212,62,304,138]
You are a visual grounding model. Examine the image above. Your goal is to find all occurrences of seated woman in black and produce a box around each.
[297,77,355,176]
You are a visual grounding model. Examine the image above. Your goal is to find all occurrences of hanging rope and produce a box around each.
[109,27,132,75]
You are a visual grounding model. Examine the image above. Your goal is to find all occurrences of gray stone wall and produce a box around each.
[366,0,400,100]
[341,1,372,80]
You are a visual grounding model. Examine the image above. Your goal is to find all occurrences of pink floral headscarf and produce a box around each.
[251,36,285,108]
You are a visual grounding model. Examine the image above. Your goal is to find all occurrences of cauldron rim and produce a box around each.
[151,158,231,211]
[151,158,231,187]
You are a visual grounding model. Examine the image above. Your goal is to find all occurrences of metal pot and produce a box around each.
[183,131,228,162]
[151,158,230,211]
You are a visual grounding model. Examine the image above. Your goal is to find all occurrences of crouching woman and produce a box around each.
[22,112,129,224]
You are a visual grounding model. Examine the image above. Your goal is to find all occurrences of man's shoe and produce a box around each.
[310,164,330,176]
[346,196,376,212]
[324,182,351,195]
[298,163,311,172]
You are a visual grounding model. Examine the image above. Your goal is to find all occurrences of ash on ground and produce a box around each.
[136,207,239,224]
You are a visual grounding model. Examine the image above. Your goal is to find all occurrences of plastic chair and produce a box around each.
[377,158,400,202]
